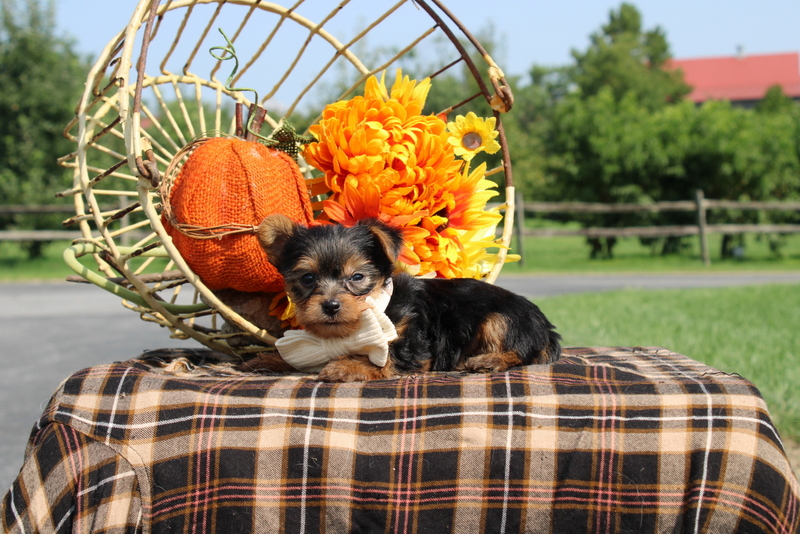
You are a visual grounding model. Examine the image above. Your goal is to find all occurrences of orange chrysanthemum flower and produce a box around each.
[303,69,504,279]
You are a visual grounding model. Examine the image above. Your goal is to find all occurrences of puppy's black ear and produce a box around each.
[357,218,404,263]
[257,214,298,268]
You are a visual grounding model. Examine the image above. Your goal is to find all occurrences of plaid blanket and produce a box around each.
[2,347,798,533]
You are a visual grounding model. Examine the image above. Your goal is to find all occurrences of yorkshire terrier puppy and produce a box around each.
[248,214,561,382]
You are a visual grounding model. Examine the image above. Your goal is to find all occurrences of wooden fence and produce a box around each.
[0,203,117,243]
[3,190,800,266]
[0,205,80,242]
[513,190,800,266]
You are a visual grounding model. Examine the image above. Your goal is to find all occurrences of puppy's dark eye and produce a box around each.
[344,272,372,295]
[300,273,316,286]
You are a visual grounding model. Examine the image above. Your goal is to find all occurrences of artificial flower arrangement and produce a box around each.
[305,68,504,279]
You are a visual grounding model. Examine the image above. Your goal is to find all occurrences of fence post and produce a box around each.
[515,191,526,267]
[695,189,710,266]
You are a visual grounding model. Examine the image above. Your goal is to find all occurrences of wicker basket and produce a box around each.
[60,0,517,359]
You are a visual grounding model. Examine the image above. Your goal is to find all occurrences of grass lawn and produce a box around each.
[0,241,80,281]
[536,283,800,441]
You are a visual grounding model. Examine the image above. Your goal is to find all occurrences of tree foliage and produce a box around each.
[0,0,89,256]
[571,3,690,110]
[504,2,800,258]
[2,0,799,262]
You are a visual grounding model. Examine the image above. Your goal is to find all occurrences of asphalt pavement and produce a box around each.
[3,271,800,492]
[0,282,199,492]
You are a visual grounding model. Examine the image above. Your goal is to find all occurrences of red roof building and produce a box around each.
[668,52,800,106]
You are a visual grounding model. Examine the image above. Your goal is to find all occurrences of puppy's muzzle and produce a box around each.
[321,299,342,317]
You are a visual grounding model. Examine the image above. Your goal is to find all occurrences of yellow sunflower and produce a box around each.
[446,111,501,162]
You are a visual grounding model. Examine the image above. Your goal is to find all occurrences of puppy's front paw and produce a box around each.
[464,352,523,374]
[317,359,371,382]
[317,355,395,382]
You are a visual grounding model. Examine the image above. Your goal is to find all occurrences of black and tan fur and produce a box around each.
[248,214,561,382]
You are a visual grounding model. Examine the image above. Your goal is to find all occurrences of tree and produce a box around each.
[501,65,574,201]
[530,3,691,257]
[685,98,800,257]
[571,2,690,110]
[503,2,800,260]
[0,0,89,257]
[543,88,695,257]
[756,84,798,115]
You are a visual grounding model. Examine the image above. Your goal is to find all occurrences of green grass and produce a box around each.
[536,283,800,441]
[0,241,169,282]
[0,241,80,281]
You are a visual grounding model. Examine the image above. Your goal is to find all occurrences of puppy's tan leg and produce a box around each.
[461,312,523,373]
[463,351,524,373]
[317,355,397,382]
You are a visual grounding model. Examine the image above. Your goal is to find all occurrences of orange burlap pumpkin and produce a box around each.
[162,137,313,292]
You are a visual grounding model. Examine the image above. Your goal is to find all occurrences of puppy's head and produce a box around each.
[257,215,403,338]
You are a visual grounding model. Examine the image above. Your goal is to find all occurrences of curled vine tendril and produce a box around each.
[209,28,265,141]
[209,28,312,157]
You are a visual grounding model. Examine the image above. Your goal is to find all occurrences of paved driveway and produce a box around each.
[3,272,800,491]
[1,282,197,491]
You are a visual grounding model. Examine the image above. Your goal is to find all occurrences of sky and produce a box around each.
[55,1,800,82]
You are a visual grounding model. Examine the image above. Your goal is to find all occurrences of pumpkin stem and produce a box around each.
[234,102,244,138]
[246,105,268,141]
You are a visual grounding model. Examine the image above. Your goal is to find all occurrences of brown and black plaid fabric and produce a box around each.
[3,347,799,533]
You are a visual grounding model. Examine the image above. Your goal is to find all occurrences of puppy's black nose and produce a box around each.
[321,299,341,317]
